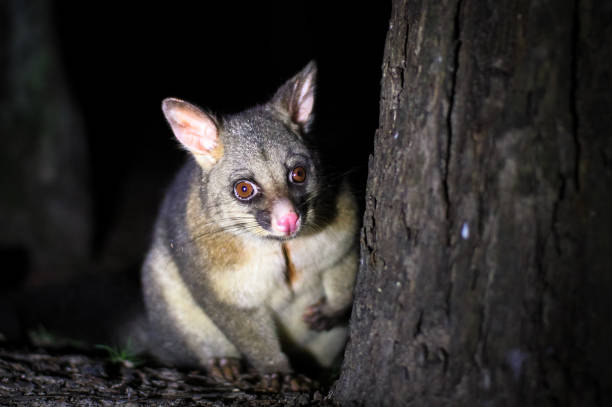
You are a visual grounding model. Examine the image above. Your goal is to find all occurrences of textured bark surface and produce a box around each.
[334,0,612,405]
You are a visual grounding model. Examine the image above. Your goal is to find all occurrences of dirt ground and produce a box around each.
[0,346,336,406]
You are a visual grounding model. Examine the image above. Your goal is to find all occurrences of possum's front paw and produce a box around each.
[207,357,243,382]
[302,298,346,331]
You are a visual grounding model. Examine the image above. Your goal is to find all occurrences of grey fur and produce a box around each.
[141,62,359,374]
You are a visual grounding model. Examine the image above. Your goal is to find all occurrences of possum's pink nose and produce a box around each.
[275,212,299,235]
[271,199,300,236]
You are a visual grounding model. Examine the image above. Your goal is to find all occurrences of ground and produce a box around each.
[0,346,336,406]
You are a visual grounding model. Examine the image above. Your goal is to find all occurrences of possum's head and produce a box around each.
[162,62,320,240]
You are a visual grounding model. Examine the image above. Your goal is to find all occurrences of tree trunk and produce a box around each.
[334,0,612,405]
[0,0,91,285]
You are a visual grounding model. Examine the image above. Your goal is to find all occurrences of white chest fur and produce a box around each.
[209,240,286,308]
[208,186,357,311]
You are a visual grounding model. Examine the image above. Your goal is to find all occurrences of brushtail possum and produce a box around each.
[141,62,358,384]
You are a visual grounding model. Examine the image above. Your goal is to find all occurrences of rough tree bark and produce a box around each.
[335,0,612,406]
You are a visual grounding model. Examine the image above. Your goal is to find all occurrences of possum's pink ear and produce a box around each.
[270,61,317,133]
[162,98,223,168]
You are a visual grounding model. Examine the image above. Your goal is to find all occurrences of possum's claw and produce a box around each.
[256,372,315,392]
[303,298,345,331]
[207,357,242,382]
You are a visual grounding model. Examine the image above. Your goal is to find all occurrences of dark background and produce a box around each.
[1,1,389,343]
[54,1,389,256]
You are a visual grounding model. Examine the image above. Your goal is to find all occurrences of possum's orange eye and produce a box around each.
[234,180,256,200]
[290,166,306,183]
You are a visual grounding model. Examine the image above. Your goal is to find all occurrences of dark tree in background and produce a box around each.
[335,0,612,405]
[0,0,91,285]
